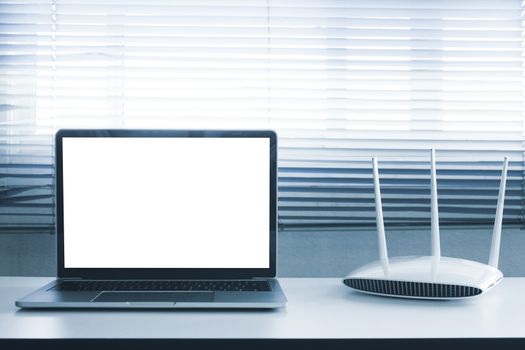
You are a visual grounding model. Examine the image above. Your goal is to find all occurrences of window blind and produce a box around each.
[1,0,524,233]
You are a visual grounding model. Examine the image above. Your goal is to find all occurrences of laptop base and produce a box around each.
[16,279,287,309]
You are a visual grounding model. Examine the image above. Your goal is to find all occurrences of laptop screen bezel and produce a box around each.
[55,129,277,279]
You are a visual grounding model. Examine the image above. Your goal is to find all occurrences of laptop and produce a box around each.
[16,129,286,309]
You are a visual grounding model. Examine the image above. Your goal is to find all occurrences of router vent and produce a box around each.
[344,278,482,298]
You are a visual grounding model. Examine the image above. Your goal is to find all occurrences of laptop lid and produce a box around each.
[55,129,277,279]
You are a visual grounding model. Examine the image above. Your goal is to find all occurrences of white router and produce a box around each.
[342,149,509,299]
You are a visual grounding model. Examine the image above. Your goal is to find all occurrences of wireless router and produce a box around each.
[343,149,509,299]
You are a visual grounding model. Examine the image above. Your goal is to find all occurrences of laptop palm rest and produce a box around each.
[93,291,215,303]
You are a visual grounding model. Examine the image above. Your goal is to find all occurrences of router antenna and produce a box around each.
[430,149,441,258]
[488,157,509,268]
[372,158,389,266]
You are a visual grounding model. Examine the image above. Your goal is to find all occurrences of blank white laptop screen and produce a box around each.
[62,137,270,268]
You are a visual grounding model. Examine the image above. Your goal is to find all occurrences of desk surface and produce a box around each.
[1,277,524,339]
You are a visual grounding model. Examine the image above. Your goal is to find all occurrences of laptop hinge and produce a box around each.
[57,277,271,280]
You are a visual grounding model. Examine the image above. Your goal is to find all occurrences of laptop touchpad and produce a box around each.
[93,292,215,303]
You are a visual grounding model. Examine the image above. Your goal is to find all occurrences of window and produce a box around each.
[1,0,523,233]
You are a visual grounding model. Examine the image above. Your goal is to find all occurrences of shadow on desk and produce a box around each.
[342,288,478,308]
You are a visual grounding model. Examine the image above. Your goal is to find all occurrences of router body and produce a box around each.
[343,150,508,300]
[344,256,502,299]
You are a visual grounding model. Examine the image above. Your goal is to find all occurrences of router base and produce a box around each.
[343,256,503,300]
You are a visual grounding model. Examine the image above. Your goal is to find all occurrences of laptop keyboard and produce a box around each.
[52,280,272,292]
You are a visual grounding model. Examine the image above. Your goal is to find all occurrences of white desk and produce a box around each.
[1,277,524,340]
[1,277,525,349]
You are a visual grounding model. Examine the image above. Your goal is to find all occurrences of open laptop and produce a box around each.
[16,129,286,308]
